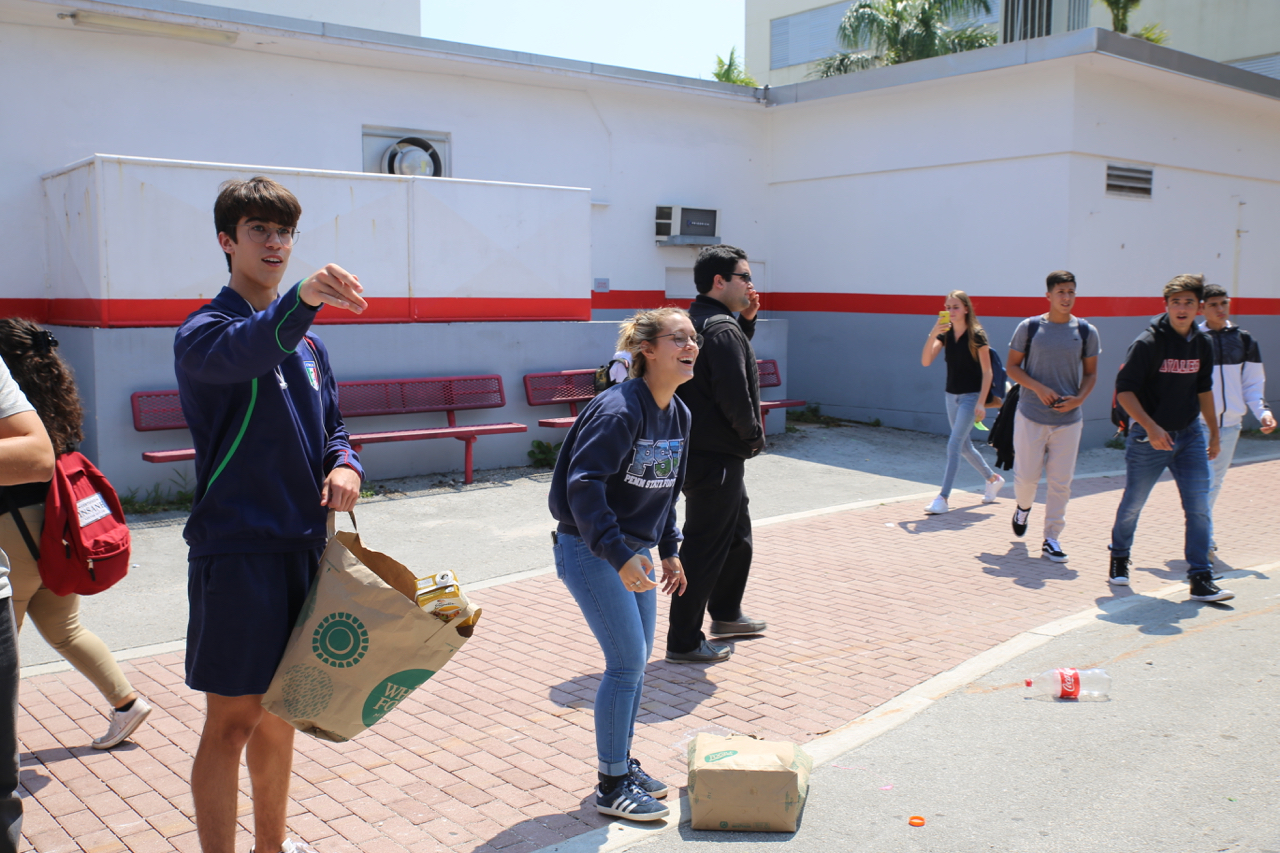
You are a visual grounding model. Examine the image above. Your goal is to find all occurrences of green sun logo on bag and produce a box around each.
[311,612,370,668]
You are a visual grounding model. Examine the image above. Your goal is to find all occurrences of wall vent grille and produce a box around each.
[1107,164,1153,198]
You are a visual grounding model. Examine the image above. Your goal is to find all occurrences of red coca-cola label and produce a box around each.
[1056,668,1080,699]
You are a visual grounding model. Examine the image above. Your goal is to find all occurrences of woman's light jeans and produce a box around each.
[941,391,994,499]
[554,531,655,776]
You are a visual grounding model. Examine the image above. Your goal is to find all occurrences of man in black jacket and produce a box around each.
[1108,274,1232,601]
[666,245,767,663]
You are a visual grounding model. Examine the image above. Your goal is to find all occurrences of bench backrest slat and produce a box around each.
[524,369,597,407]
[757,359,782,389]
[132,391,187,431]
[133,375,509,432]
[336,375,507,416]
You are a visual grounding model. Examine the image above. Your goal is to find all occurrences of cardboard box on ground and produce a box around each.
[262,515,480,742]
[687,734,812,832]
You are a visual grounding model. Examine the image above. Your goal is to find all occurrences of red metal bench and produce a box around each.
[523,369,597,428]
[131,374,528,484]
[757,359,806,428]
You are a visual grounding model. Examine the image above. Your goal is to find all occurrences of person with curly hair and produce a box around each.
[0,318,152,749]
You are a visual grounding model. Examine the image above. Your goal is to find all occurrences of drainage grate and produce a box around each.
[1107,164,1153,198]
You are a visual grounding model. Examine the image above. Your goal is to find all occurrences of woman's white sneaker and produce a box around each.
[92,696,152,750]
[924,496,950,515]
[982,474,1005,504]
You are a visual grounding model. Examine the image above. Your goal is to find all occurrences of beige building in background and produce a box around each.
[747,0,1280,86]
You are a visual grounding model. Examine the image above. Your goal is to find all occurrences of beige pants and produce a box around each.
[1012,412,1084,542]
[1,504,134,707]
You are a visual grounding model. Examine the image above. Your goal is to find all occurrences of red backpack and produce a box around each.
[36,452,131,596]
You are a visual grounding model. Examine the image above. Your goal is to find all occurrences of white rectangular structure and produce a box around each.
[41,155,592,325]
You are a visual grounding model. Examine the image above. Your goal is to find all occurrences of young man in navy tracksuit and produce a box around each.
[1108,274,1231,602]
[175,177,367,853]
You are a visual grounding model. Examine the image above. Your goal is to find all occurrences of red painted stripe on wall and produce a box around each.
[759,293,1280,318]
[4,294,1278,327]
[0,297,591,327]
[590,290,674,309]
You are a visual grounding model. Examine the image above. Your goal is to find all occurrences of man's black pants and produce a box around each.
[667,453,752,654]
[0,598,21,853]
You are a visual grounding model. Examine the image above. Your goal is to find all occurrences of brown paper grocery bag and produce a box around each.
[262,518,480,742]
[687,734,812,832]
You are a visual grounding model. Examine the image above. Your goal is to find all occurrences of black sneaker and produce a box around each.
[596,778,670,821]
[1188,574,1234,602]
[1012,506,1030,538]
[1108,554,1130,586]
[628,757,668,799]
[1041,539,1068,563]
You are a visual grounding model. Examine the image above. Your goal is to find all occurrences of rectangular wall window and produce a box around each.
[770,2,855,70]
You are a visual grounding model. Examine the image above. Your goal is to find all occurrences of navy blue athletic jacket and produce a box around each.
[549,378,690,570]
[175,284,363,557]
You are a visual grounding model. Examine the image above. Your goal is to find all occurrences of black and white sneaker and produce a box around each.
[1108,554,1130,586]
[628,757,668,799]
[596,778,670,821]
[1188,574,1234,602]
[1041,539,1068,563]
[1012,506,1030,538]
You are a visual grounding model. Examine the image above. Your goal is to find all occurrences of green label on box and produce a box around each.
[704,750,739,763]
[362,669,436,727]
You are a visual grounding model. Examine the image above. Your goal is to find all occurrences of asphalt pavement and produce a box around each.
[625,566,1280,853]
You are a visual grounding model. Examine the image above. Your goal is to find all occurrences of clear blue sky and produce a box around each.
[420,1,748,80]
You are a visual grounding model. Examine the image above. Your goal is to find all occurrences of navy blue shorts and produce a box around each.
[186,548,322,697]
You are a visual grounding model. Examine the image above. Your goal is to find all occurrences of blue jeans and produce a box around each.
[1109,421,1212,574]
[1207,422,1242,550]
[941,392,994,499]
[554,532,655,776]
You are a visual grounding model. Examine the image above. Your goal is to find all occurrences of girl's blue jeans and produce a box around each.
[941,391,994,498]
[553,531,655,776]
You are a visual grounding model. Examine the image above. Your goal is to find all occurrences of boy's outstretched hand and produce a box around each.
[321,465,362,511]
[300,264,367,314]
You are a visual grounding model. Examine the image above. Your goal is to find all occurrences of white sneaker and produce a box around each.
[924,496,950,515]
[982,474,1005,503]
[252,840,320,853]
[92,696,152,749]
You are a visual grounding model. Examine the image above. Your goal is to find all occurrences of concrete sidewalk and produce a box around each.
[13,444,1280,852]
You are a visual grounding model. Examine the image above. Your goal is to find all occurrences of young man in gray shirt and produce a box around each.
[1006,271,1100,561]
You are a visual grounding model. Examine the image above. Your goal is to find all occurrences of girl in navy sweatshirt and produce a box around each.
[549,307,696,821]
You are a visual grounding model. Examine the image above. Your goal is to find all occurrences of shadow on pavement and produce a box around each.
[1093,594,1235,635]
[549,664,721,721]
[978,547,1079,589]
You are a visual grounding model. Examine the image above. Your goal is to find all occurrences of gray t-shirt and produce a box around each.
[1009,316,1102,426]
[0,359,37,600]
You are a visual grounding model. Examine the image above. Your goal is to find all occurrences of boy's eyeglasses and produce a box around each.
[656,333,703,349]
[243,223,299,246]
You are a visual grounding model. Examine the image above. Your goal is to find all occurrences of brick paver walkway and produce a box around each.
[16,459,1279,853]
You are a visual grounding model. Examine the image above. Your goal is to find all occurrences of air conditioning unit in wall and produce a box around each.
[655,206,721,246]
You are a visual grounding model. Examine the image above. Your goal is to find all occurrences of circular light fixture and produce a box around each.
[380,137,442,177]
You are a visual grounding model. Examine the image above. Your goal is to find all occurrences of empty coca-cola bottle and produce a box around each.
[1025,668,1111,700]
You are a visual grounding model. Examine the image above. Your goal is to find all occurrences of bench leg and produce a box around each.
[455,435,478,485]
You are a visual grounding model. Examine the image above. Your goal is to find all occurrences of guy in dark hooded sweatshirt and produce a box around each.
[665,245,768,663]
[1108,274,1232,601]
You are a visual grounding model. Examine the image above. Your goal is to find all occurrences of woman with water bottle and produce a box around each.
[920,290,1005,515]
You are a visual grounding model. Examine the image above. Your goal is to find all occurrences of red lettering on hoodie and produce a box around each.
[1158,358,1200,374]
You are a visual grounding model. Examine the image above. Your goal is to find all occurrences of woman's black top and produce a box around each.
[939,327,988,395]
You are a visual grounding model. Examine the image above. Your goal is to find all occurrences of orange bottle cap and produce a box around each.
[909,816,926,827]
